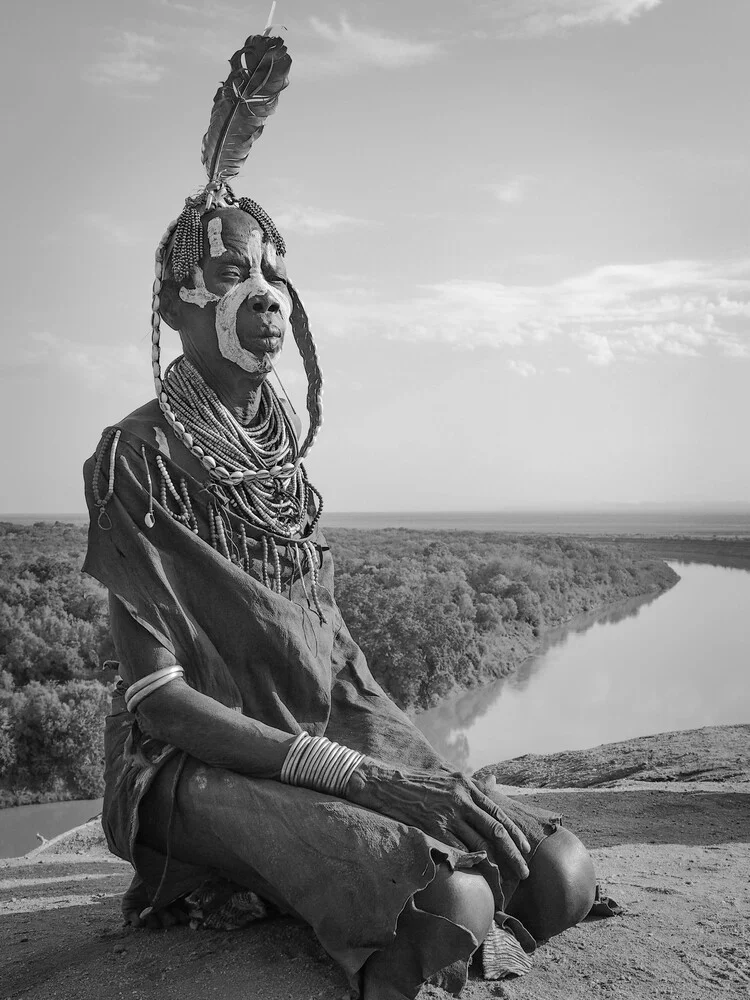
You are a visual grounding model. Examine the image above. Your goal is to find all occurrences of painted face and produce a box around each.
[178,208,292,376]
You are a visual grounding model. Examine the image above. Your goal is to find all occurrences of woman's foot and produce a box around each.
[121,873,189,929]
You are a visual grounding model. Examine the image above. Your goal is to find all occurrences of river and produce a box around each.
[0,798,103,859]
[415,561,750,773]
[2,560,749,857]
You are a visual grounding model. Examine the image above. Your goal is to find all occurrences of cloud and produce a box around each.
[2,332,147,390]
[274,206,375,235]
[83,32,164,87]
[489,0,662,38]
[487,176,532,205]
[507,360,537,377]
[300,17,442,75]
[306,258,750,367]
[154,0,246,17]
[82,212,146,247]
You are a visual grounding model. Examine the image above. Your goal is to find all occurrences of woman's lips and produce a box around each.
[239,332,283,352]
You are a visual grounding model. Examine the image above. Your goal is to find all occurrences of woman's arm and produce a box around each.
[109,594,295,778]
[111,595,530,877]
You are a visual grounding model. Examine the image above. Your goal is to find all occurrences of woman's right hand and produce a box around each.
[345,759,531,881]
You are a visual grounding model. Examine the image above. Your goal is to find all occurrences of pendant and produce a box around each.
[144,512,156,529]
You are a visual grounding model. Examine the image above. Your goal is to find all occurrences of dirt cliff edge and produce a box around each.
[2,725,749,1000]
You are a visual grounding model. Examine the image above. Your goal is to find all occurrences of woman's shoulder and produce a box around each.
[116,400,173,454]
[85,400,202,475]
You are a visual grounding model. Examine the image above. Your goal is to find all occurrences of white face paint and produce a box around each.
[215,275,291,374]
[207,217,227,258]
[263,240,277,270]
[179,267,220,309]
[178,229,292,376]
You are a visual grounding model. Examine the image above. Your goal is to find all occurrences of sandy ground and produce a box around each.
[2,730,749,1000]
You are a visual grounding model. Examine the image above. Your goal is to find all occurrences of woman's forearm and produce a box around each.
[137,681,295,778]
[109,592,295,778]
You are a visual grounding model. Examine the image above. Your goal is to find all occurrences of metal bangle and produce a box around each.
[288,735,318,785]
[297,737,329,787]
[125,664,183,702]
[280,732,310,784]
[310,741,344,791]
[336,751,366,796]
[331,748,361,796]
[126,670,184,712]
[315,742,344,791]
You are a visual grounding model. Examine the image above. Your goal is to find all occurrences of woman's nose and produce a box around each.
[247,291,280,314]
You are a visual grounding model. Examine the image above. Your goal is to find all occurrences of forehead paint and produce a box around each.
[263,241,277,270]
[179,266,221,309]
[246,228,263,264]
[207,218,227,258]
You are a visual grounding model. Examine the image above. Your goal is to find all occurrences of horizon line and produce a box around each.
[3,503,750,520]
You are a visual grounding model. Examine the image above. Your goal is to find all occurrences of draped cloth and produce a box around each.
[83,401,559,997]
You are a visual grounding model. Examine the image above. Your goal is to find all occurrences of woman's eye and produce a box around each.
[262,264,287,284]
[220,268,243,281]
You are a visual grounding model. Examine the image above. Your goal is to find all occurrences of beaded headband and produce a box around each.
[150,28,323,484]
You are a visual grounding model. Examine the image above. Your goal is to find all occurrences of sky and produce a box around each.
[1,0,749,513]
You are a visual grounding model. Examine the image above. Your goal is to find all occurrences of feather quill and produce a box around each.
[201,34,291,188]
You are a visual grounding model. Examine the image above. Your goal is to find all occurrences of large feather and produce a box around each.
[201,34,291,187]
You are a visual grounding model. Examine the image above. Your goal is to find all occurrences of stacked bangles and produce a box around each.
[280,733,364,797]
[125,664,185,712]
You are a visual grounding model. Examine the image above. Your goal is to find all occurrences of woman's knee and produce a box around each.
[415,864,495,945]
[507,827,596,941]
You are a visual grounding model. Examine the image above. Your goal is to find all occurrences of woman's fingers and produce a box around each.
[470,787,531,855]
[455,820,491,856]
[457,815,529,880]
[490,825,530,879]
[465,807,530,879]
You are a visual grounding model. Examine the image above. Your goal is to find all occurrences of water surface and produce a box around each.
[416,562,750,772]
[0,798,102,859]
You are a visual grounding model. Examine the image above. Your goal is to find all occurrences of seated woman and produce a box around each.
[83,31,596,1000]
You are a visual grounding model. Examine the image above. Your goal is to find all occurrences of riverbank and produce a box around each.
[1,524,680,809]
[622,535,750,570]
[2,724,748,999]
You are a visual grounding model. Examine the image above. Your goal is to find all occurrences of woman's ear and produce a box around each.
[159,279,183,332]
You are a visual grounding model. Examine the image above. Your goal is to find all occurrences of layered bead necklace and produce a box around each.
[162,357,322,539]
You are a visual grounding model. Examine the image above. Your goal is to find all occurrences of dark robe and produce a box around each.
[83,400,557,996]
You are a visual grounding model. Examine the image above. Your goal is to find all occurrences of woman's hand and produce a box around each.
[345,760,531,880]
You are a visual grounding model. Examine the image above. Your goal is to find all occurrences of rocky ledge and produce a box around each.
[474,724,750,790]
[2,725,749,1000]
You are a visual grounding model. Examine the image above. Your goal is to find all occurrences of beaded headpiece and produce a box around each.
[150,27,323,485]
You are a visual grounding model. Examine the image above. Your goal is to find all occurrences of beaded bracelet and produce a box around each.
[125,665,185,712]
[280,733,364,797]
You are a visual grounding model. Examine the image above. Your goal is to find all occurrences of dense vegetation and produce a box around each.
[331,530,677,711]
[0,521,677,806]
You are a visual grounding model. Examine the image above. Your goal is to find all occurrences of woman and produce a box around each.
[83,31,597,1000]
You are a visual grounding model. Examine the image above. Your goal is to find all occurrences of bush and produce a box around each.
[0,679,108,800]
[0,522,113,688]
[0,520,678,799]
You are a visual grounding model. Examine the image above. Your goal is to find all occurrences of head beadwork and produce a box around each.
[150,30,323,488]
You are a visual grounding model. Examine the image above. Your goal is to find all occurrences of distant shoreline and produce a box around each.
[3,509,750,536]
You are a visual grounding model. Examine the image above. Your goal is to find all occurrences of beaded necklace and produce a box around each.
[162,357,321,539]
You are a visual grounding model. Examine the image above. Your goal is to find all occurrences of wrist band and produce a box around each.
[280,733,364,796]
[125,665,184,712]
